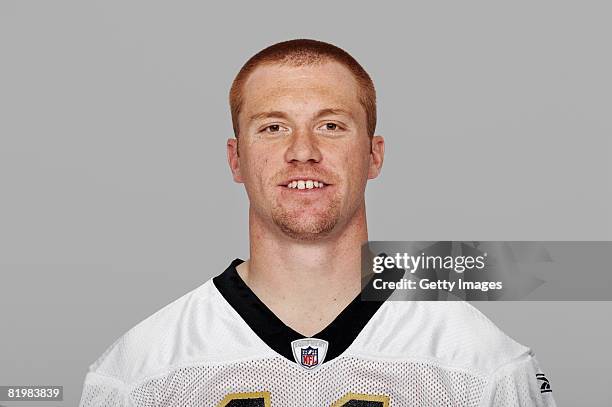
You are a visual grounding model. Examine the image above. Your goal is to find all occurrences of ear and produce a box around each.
[227,138,244,183]
[367,135,385,180]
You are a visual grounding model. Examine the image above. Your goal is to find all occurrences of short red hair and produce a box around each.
[229,39,377,138]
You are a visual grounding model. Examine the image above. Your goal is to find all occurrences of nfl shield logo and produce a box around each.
[301,346,318,367]
[291,338,329,371]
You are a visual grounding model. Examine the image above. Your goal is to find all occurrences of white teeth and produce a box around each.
[286,179,326,189]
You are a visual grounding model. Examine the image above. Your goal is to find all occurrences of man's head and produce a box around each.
[229,39,377,140]
[227,39,384,241]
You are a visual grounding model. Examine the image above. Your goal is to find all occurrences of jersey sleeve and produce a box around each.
[479,350,557,407]
[78,372,134,407]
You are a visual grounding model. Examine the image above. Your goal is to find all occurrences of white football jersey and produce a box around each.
[79,259,557,406]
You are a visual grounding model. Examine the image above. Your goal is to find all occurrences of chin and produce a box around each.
[273,215,339,241]
[278,225,337,241]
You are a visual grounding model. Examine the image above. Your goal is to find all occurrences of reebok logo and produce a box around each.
[536,373,552,393]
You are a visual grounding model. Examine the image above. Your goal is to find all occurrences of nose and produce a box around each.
[284,128,322,164]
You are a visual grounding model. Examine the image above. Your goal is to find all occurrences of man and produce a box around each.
[79,39,557,406]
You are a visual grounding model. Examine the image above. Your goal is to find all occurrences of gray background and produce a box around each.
[0,1,610,406]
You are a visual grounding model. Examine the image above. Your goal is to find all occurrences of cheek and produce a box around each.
[341,141,371,174]
[343,147,371,194]
[242,150,274,191]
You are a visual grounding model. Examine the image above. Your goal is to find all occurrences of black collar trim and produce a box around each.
[212,258,396,365]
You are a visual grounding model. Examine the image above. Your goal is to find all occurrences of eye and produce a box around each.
[262,124,288,134]
[318,122,343,132]
[325,123,337,130]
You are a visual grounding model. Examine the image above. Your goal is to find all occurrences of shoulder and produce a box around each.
[86,279,273,385]
[349,300,531,377]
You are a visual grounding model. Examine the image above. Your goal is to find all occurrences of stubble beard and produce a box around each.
[271,197,342,241]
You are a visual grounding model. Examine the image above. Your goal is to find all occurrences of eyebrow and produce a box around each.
[248,108,354,124]
[248,110,290,123]
[314,108,354,120]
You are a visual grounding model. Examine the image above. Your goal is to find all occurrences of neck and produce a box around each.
[237,204,368,336]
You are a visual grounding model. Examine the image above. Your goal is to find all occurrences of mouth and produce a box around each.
[278,177,331,191]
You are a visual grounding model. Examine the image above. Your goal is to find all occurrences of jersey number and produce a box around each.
[219,391,389,406]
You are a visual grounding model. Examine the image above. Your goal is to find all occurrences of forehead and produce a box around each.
[240,61,363,120]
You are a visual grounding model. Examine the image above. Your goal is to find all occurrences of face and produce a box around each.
[227,61,384,241]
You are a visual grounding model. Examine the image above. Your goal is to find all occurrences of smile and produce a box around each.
[286,180,326,189]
